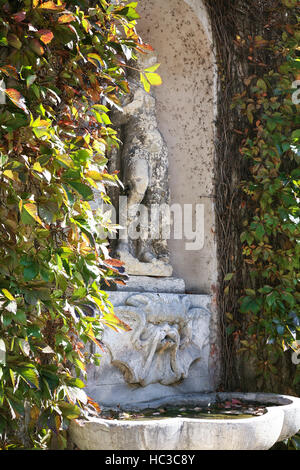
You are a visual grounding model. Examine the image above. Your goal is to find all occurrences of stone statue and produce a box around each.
[101,293,210,386]
[108,53,172,277]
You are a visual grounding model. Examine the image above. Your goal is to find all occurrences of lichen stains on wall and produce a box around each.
[137,0,217,294]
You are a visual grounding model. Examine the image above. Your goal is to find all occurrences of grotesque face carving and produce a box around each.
[102,293,210,387]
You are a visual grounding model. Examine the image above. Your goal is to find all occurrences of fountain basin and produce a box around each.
[68,393,300,450]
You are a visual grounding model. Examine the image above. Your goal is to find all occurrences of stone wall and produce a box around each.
[136,0,217,295]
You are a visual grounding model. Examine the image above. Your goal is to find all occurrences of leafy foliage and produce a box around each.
[228,5,300,390]
[0,0,156,449]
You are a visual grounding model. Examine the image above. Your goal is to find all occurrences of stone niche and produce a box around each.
[136,0,217,295]
[86,0,220,408]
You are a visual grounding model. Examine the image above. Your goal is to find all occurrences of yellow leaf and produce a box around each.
[3,170,15,180]
[56,154,74,168]
[2,289,15,301]
[24,203,44,226]
[33,162,44,172]
[145,72,162,86]
[85,170,103,181]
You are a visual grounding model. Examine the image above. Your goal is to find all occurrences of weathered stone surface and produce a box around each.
[86,292,214,407]
[116,250,173,277]
[108,52,172,276]
[136,0,217,293]
[106,293,209,386]
[113,276,185,293]
[69,393,300,450]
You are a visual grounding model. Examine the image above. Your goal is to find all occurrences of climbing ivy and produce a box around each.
[0,0,158,449]
[228,2,300,390]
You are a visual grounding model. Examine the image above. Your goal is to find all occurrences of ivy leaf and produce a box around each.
[68,181,94,201]
[255,223,265,241]
[1,289,15,301]
[58,401,81,419]
[140,72,150,92]
[0,65,18,79]
[12,11,26,23]
[5,89,29,114]
[17,365,40,389]
[144,63,161,73]
[87,53,104,68]
[38,1,66,11]
[7,34,22,49]
[145,72,162,86]
[256,79,267,92]
[117,6,139,21]
[58,14,76,24]
[29,39,44,56]
[23,262,39,281]
[240,296,262,315]
[37,30,54,45]
[22,203,44,226]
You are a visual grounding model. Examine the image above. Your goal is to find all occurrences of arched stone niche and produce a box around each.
[136,0,217,294]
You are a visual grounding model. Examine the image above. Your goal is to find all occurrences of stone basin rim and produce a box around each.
[74,406,280,426]
[69,393,300,450]
[99,392,300,411]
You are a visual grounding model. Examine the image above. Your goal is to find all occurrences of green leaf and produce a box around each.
[68,181,94,201]
[255,223,265,241]
[117,6,139,20]
[240,296,262,315]
[23,262,39,281]
[17,365,40,389]
[58,401,81,419]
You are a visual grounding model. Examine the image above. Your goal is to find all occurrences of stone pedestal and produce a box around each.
[113,275,185,293]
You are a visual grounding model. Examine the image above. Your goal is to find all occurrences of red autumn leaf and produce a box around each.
[87,396,101,412]
[138,42,154,51]
[12,11,26,22]
[5,88,29,114]
[105,258,124,267]
[114,280,126,286]
[37,29,54,44]
[0,65,18,79]
[58,13,76,23]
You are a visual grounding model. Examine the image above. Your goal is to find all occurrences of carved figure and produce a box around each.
[109,54,172,276]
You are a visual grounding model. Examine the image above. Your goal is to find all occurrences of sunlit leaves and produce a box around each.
[58,13,76,24]
[37,30,54,44]
[37,1,66,11]
[0,0,154,449]
[1,289,15,301]
[5,88,29,113]
[21,203,44,226]
[233,5,300,390]
[140,64,162,92]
